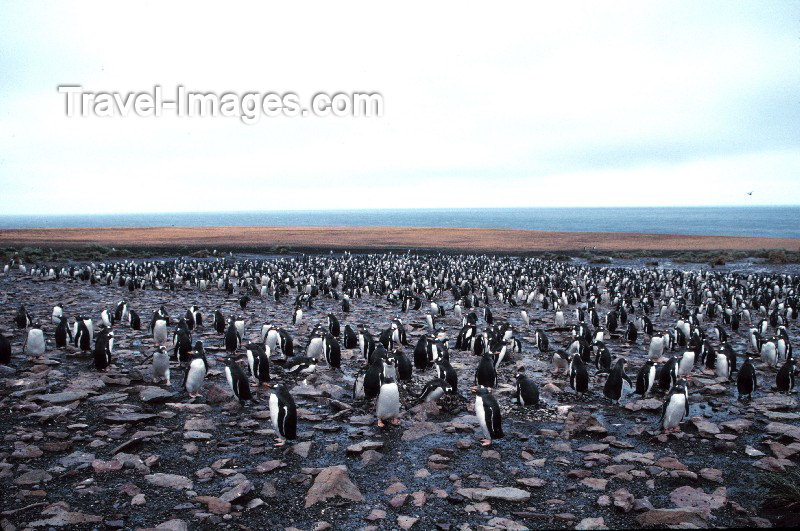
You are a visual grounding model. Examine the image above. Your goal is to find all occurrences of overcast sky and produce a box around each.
[0,1,798,215]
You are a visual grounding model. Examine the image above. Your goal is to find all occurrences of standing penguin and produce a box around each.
[737,356,757,400]
[659,378,689,432]
[603,358,632,403]
[173,327,192,362]
[343,324,358,349]
[52,304,64,325]
[225,358,254,405]
[0,333,10,364]
[475,351,497,389]
[225,318,242,354]
[435,359,458,394]
[246,343,271,385]
[128,309,141,330]
[15,305,32,329]
[213,309,226,334]
[715,348,731,380]
[93,329,113,371]
[292,305,303,326]
[534,329,550,352]
[658,356,679,391]
[152,345,171,385]
[634,360,656,397]
[55,316,73,349]
[183,341,209,398]
[376,374,401,427]
[269,383,297,446]
[363,355,387,400]
[327,313,340,337]
[569,353,589,394]
[514,368,539,407]
[776,358,796,394]
[24,325,45,357]
[152,318,168,347]
[74,319,92,352]
[475,386,503,446]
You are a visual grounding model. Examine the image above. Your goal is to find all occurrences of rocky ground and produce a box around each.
[0,256,798,530]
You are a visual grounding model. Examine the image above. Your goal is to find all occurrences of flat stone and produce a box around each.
[576,517,607,530]
[140,387,174,403]
[144,473,193,490]
[304,465,364,507]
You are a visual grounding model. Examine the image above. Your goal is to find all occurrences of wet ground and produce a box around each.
[0,255,798,530]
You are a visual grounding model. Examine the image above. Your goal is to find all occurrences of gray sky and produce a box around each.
[1,1,798,215]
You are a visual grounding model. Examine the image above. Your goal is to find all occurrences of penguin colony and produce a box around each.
[0,252,798,523]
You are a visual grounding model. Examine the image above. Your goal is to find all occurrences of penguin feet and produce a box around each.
[377,419,385,428]
[480,439,492,447]
[274,437,286,447]
[391,417,400,426]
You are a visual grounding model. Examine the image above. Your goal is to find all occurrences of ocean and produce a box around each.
[0,206,798,239]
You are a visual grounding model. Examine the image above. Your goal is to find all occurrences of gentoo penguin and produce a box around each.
[225,358,254,405]
[277,328,294,358]
[552,349,569,374]
[435,359,458,394]
[152,318,168,347]
[634,360,656,397]
[292,305,303,326]
[534,329,550,352]
[152,346,171,385]
[100,308,114,328]
[239,294,250,310]
[677,350,695,378]
[0,333,10,364]
[185,305,202,330]
[554,310,565,328]
[475,351,497,389]
[376,375,401,427]
[594,341,612,373]
[343,325,358,349]
[114,300,128,324]
[213,309,226,334]
[659,378,689,432]
[514,368,539,407]
[15,305,32,329]
[128,309,141,330]
[327,313,340,337]
[475,386,503,446]
[183,341,209,397]
[760,338,778,367]
[92,328,113,371]
[392,348,412,382]
[269,383,297,446]
[648,335,665,359]
[720,342,737,373]
[24,325,45,357]
[624,322,638,343]
[52,304,63,325]
[658,356,679,391]
[363,355,387,400]
[55,316,72,348]
[74,319,92,352]
[306,331,325,361]
[341,298,351,313]
[173,327,192,362]
[225,318,242,353]
[737,356,757,400]
[603,358,632,403]
[283,354,317,374]
[416,378,452,404]
[776,358,796,394]
[715,348,731,380]
[569,353,589,394]
[700,340,716,371]
[246,343,271,385]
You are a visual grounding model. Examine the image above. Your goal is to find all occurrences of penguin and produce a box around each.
[554,310,565,328]
[246,343,271,385]
[277,328,294,358]
[520,310,530,327]
[0,333,10,364]
[225,358,254,405]
[534,329,550,352]
[306,332,325,361]
[720,342,737,373]
[292,306,303,326]
[715,349,731,380]
[776,357,796,394]
[225,318,242,353]
[376,374,401,427]
[343,324,358,349]
[677,350,695,378]
[435,359,458,394]
[701,340,716,371]
[760,339,778,368]
[152,318,168,347]
[14,305,32,329]
[475,351,497,389]
[92,328,113,371]
[173,327,192,362]
[416,378,452,404]
[327,313,340,337]
[269,383,297,446]
[514,368,539,407]
[659,378,689,432]
[114,300,128,324]
[341,298,351,313]
[603,358,632,403]
[323,333,341,369]
[186,305,202,330]
[283,355,317,374]
[100,308,114,328]
[52,304,64,325]
[55,316,72,348]
[239,294,250,310]
[152,346,171,385]
[213,309,226,334]
[74,319,92,352]
[24,326,45,357]
[624,322,638,343]
[475,386,503,446]
[634,360,656,397]
[737,356,757,400]
[413,335,430,371]
[594,341,613,373]
[128,309,141,330]
[363,355,386,400]
[392,348,412,382]
[183,342,209,397]
[569,353,589,394]
[658,356,679,391]
[551,349,569,374]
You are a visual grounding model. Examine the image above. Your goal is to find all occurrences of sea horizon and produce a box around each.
[1,206,799,239]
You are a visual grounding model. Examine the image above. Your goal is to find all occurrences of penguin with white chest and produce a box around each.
[152,346,171,385]
[376,374,401,428]
[246,343,271,386]
[225,358,255,406]
[659,378,689,433]
[183,341,209,398]
[269,383,297,446]
[634,360,656,397]
[603,358,632,404]
[93,328,113,371]
[475,386,503,446]
[569,353,589,394]
[24,325,45,357]
[55,316,72,349]
[416,378,452,404]
[514,368,539,407]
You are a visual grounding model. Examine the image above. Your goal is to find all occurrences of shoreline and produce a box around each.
[0,226,798,253]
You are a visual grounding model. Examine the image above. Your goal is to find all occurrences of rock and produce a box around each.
[144,473,193,490]
[195,496,231,515]
[721,418,752,433]
[397,516,418,530]
[14,469,52,485]
[131,493,146,506]
[32,390,89,404]
[366,509,386,521]
[28,509,103,527]
[745,445,765,457]
[699,468,723,483]
[220,480,253,503]
[753,456,794,472]
[486,517,527,530]
[390,493,408,508]
[581,478,608,491]
[562,411,607,437]
[58,451,95,468]
[183,430,212,440]
[655,456,687,470]
[155,519,188,530]
[140,386,174,403]
[612,488,634,512]
[516,476,546,488]
[304,465,364,507]
[765,421,800,441]
[482,487,531,502]
[104,413,159,424]
[636,508,708,528]
[669,486,726,516]
[401,421,442,441]
[255,460,286,473]
[613,452,655,465]
[575,517,607,530]
[293,441,313,458]
[624,398,661,411]
[91,459,123,473]
[690,417,720,437]
[361,449,383,466]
